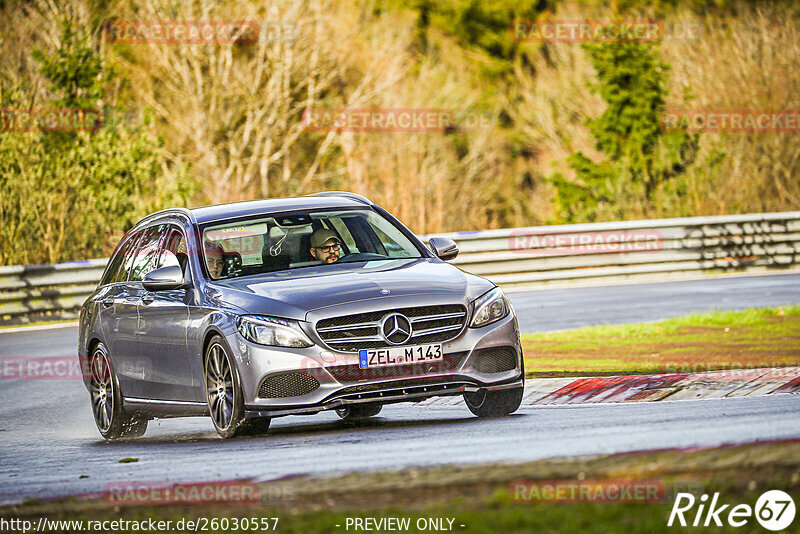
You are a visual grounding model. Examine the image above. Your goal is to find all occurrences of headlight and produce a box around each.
[237,315,314,348]
[470,287,510,328]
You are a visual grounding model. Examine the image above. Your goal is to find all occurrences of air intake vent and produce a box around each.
[471,347,518,374]
[258,372,320,398]
[334,376,465,396]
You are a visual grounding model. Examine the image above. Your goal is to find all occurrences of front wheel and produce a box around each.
[89,343,147,440]
[464,387,523,417]
[205,336,247,438]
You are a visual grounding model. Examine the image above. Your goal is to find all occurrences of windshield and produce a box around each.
[200,208,423,280]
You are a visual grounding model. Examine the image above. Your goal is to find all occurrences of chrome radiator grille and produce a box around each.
[316,304,467,352]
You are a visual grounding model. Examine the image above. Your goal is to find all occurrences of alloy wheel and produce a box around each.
[90,348,114,433]
[205,342,235,432]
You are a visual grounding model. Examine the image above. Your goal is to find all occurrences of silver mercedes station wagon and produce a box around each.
[79,192,524,439]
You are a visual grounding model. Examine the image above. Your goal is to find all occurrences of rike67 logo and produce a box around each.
[668,490,796,531]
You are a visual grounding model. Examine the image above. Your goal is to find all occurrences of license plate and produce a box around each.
[358,344,443,369]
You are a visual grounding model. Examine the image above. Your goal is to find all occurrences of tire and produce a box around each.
[464,387,524,417]
[89,343,148,440]
[205,336,247,438]
[239,417,272,436]
[336,404,382,421]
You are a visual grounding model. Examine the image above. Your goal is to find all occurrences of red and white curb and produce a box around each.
[416,367,800,407]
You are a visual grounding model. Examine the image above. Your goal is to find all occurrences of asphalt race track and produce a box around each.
[1,272,799,505]
[509,271,800,332]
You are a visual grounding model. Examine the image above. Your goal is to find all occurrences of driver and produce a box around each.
[204,241,225,279]
[309,229,341,264]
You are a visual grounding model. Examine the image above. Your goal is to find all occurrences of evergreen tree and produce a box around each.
[549,39,699,223]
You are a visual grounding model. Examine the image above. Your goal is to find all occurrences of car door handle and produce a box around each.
[141,293,155,305]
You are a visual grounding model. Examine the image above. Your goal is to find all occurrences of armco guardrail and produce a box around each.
[0,259,108,324]
[1,212,799,324]
[437,211,800,286]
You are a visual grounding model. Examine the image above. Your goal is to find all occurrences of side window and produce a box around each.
[100,234,135,286]
[113,230,143,283]
[157,226,189,273]
[162,226,188,256]
[129,225,166,282]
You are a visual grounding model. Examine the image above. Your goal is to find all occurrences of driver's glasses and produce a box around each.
[316,244,339,253]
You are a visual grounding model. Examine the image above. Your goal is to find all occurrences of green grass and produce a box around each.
[522,306,800,376]
[0,504,717,534]
[0,319,77,330]
[227,504,695,533]
[5,441,799,533]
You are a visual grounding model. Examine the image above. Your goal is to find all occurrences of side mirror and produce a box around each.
[428,237,459,261]
[143,265,190,291]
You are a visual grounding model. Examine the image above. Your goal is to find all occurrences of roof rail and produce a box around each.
[133,207,196,228]
[305,191,373,205]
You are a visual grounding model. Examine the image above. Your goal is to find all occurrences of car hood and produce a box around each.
[210,258,494,320]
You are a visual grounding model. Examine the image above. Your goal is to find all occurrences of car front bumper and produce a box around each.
[230,312,524,417]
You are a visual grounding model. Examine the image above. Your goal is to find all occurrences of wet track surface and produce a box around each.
[1,273,799,505]
[510,272,800,332]
[0,385,799,505]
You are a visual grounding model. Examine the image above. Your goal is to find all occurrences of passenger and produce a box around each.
[204,241,225,279]
[309,229,341,264]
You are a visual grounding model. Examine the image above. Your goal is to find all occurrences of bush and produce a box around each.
[0,19,191,265]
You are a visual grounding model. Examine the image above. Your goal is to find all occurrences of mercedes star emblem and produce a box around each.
[381,313,412,345]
